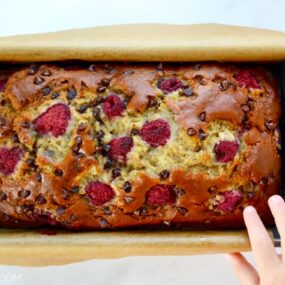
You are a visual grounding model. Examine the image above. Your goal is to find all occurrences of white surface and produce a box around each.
[0,0,284,284]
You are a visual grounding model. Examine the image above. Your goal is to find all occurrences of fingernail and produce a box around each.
[268,195,283,205]
[243,206,255,215]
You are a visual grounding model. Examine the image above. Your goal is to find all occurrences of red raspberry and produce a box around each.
[85,181,115,206]
[146,184,176,206]
[0,147,23,175]
[109,136,133,161]
[214,140,239,163]
[34,104,71,137]
[0,79,7,92]
[140,119,171,147]
[159,77,184,93]
[33,212,59,226]
[235,70,261,89]
[217,190,243,212]
[103,95,125,119]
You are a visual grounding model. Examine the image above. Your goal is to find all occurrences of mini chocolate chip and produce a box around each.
[21,121,30,128]
[123,181,132,193]
[260,177,268,185]
[159,170,170,180]
[33,76,44,85]
[18,189,31,198]
[35,172,42,182]
[61,188,70,199]
[41,69,52,76]
[88,64,96,71]
[78,104,88,113]
[139,207,147,215]
[131,128,140,136]
[247,99,254,110]
[103,64,114,73]
[208,186,217,193]
[11,133,20,143]
[0,99,6,106]
[157,63,164,71]
[69,213,77,222]
[124,196,134,203]
[51,92,59,99]
[0,191,7,202]
[101,144,111,156]
[193,64,201,71]
[219,80,230,91]
[230,82,237,90]
[72,145,80,154]
[26,159,35,167]
[56,207,65,215]
[243,120,252,130]
[71,186,79,193]
[92,107,101,119]
[198,129,208,140]
[93,96,104,106]
[77,123,86,132]
[104,157,115,169]
[0,117,6,127]
[199,111,206,122]
[182,87,193,97]
[41,86,50,96]
[67,88,77,100]
[99,218,110,228]
[112,168,121,179]
[194,145,202,152]
[95,130,105,139]
[187,128,197,136]
[147,97,158,108]
[27,65,39,75]
[103,206,112,215]
[54,169,63,177]
[177,207,189,215]
[75,136,83,146]
[101,78,110,87]
[265,120,275,131]
[241,104,250,112]
[76,152,85,159]
[175,188,185,197]
[97,85,107,93]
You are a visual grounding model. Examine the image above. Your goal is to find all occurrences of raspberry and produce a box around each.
[235,70,261,89]
[109,136,133,161]
[34,104,71,137]
[214,140,239,163]
[0,79,7,92]
[0,147,23,175]
[146,184,176,206]
[140,119,171,147]
[103,95,125,118]
[85,181,115,206]
[33,212,59,226]
[159,77,184,93]
[217,190,243,212]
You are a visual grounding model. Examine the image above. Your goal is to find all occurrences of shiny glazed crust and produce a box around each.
[0,62,281,229]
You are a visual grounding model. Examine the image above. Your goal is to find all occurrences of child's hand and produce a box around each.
[226,195,285,285]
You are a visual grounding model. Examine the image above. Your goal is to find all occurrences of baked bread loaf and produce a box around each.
[0,62,281,229]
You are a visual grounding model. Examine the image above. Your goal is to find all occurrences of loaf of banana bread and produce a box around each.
[0,62,281,229]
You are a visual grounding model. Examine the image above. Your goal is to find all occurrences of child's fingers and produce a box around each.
[225,253,259,285]
[243,206,280,271]
[268,195,285,254]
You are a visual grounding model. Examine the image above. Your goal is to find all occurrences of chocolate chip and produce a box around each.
[157,63,164,71]
[193,64,201,71]
[61,188,70,199]
[103,206,112,215]
[243,120,252,130]
[54,169,63,177]
[219,80,230,91]
[88,64,96,71]
[99,218,110,228]
[92,107,101,119]
[123,181,132,193]
[182,87,193,97]
[71,186,79,193]
[51,92,59,99]
[147,97,159,108]
[56,207,65,215]
[0,117,6,127]
[198,111,206,121]
[101,78,110,87]
[101,144,111,156]
[194,145,202,152]
[135,207,147,216]
[124,196,134,203]
[241,104,250,112]
[95,130,105,139]
[247,99,254,110]
[208,186,217,193]
[187,128,197,136]
[265,120,275,131]
[77,123,86,132]
[103,64,114,73]
[69,213,77,222]
[76,152,85,159]
[42,87,51,96]
[18,189,31,198]
[131,128,140,136]
[159,170,170,180]
[112,168,121,179]
[260,177,268,185]
[26,159,35,167]
[33,76,44,85]
[21,121,30,129]
[93,97,104,106]
[27,65,39,75]
[67,88,77,100]
[11,133,20,143]
[175,188,185,197]
[0,191,7,202]
[177,207,189,215]
[36,195,46,205]
[104,157,115,169]
[72,145,80,154]
[35,172,42,182]
[74,136,83,146]
[97,85,107,93]
[41,69,52,76]
[198,129,208,140]
[77,104,88,113]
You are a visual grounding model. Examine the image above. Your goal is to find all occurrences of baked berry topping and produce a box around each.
[109,136,133,161]
[0,79,7,92]
[103,95,125,119]
[146,184,176,206]
[158,77,184,93]
[32,212,59,226]
[214,140,239,163]
[140,119,171,147]
[216,190,243,212]
[235,70,261,89]
[85,181,115,206]
[0,147,23,175]
[34,104,71,137]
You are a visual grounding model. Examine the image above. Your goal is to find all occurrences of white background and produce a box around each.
[0,0,284,284]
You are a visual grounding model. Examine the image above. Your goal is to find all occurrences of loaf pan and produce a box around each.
[0,24,284,266]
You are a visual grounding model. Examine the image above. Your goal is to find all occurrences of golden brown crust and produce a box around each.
[0,62,281,229]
